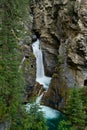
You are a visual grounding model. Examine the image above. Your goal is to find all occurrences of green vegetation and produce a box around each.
[10,104,48,130]
[80,87,87,111]
[0,0,25,123]
[58,120,77,130]
[67,0,75,16]
[58,86,86,130]
[26,104,48,130]
[57,55,64,65]
[0,0,48,129]
[0,0,87,130]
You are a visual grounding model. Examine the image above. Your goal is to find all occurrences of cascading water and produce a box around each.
[26,39,62,130]
[36,93,44,104]
[32,39,44,78]
[32,38,60,110]
[32,39,51,90]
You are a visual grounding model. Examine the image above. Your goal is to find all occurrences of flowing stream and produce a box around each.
[32,39,51,90]
[31,39,62,130]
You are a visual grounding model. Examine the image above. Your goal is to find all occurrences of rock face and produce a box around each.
[31,0,60,76]
[31,0,87,109]
[42,67,68,110]
[0,122,10,130]
[18,7,37,102]
[19,42,36,102]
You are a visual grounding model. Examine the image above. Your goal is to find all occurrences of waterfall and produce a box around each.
[32,39,51,90]
[32,39,51,104]
[36,93,44,104]
[32,39,44,78]
[26,39,61,129]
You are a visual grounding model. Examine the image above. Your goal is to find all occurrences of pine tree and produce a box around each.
[80,87,87,127]
[58,120,77,130]
[10,104,48,130]
[0,1,48,129]
[0,0,24,125]
[63,87,86,129]
[26,104,48,130]
[0,0,25,123]
[80,87,87,111]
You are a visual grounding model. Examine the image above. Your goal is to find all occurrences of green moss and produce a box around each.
[67,0,75,16]
[57,55,64,65]
[53,73,58,78]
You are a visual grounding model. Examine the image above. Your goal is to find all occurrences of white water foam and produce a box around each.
[30,39,60,120]
[32,39,44,78]
[40,105,60,119]
[32,39,51,90]
[26,103,60,119]
[36,93,44,104]
[36,76,51,90]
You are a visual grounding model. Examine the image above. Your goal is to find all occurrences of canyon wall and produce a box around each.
[31,0,87,110]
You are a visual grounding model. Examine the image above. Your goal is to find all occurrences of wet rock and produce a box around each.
[42,71,68,110]
[0,122,10,130]
[31,0,87,109]
[32,35,37,42]
[33,82,45,97]
[22,36,32,45]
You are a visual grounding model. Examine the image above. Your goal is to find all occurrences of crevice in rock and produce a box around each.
[25,55,29,58]
[84,79,87,86]
[32,30,41,38]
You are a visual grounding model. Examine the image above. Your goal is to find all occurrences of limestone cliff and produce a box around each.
[31,0,87,110]
[18,8,36,102]
[19,43,36,102]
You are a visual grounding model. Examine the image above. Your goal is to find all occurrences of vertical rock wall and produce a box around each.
[19,43,36,101]
[31,0,87,110]
[0,122,10,130]
[31,0,87,87]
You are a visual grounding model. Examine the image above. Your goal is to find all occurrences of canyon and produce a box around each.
[0,0,87,130]
[22,0,87,110]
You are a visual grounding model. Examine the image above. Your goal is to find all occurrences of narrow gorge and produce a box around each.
[27,0,87,110]
[25,0,87,129]
[27,38,62,130]
[0,0,87,130]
